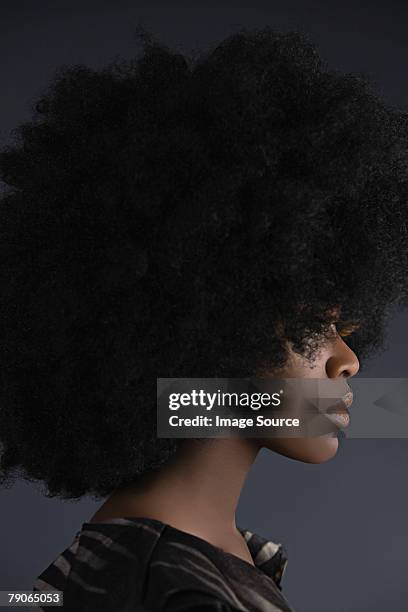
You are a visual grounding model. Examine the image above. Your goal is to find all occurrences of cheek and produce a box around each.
[262,436,339,464]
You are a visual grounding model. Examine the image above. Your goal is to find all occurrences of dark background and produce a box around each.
[1,2,407,611]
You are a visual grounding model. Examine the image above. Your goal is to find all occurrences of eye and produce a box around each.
[336,322,360,338]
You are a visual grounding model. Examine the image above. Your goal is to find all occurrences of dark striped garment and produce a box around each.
[33,517,294,611]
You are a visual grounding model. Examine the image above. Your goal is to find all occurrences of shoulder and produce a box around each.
[33,518,167,610]
[33,518,241,611]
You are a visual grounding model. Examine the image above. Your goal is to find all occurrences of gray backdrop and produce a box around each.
[1,2,407,611]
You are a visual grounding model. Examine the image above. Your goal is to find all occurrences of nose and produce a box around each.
[325,336,360,379]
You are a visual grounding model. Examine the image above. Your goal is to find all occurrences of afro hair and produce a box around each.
[1,28,408,498]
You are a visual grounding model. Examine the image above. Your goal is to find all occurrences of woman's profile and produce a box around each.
[0,27,407,611]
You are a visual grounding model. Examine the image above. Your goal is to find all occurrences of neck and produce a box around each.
[90,438,260,549]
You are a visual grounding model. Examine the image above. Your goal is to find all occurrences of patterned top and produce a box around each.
[33,517,294,612]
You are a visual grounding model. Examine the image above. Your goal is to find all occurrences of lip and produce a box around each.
[325,391,353,429]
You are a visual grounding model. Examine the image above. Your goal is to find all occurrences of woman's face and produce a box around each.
[261,325,360,463]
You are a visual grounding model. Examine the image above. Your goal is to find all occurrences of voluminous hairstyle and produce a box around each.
[1,29,408,497]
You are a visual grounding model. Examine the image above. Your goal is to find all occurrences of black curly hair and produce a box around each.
[1,28,407,499]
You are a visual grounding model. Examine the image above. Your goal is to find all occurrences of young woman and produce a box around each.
[0,28,407,611]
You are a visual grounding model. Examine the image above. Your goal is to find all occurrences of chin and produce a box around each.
[263,435,339,464]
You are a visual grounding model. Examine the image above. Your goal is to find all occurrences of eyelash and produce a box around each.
[336,324,359,338]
